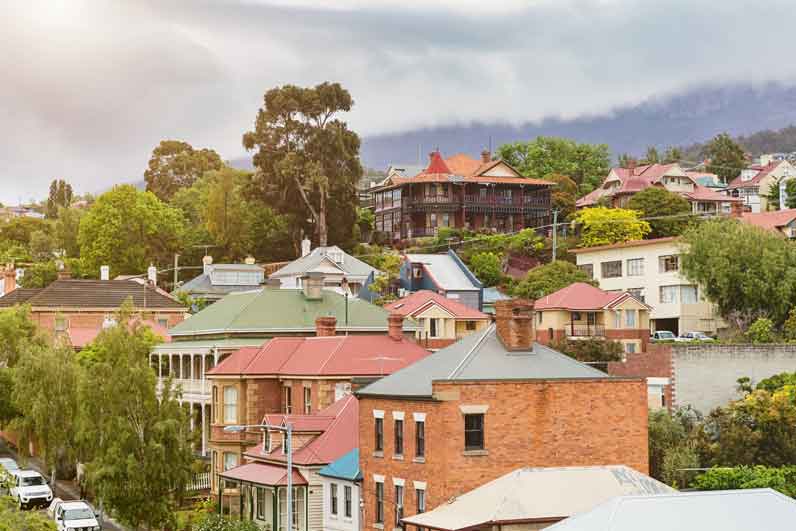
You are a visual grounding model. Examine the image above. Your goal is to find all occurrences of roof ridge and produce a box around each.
[447,324,493,380]
[317,336,347,374]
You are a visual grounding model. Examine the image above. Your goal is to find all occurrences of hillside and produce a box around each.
[681,125,796,162]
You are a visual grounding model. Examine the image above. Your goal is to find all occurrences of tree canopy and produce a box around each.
[144,140,223,202]
[627,187,692,238]
[45,179,73,219]
[512,260,596,300]
[545,173,578,219]
[703,133,747,184]
[573,207,651,247]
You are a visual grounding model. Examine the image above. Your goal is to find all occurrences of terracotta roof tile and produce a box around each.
[726,161,783,190]
[385,290,490,320]
[534,282,648,311]
[741,209,796,232]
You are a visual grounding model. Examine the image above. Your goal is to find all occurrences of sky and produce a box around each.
[2,0,796,204]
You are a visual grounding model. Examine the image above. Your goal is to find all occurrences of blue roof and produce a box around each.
[318,449,361,481]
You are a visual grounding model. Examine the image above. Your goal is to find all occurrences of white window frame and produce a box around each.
[626,258,644,276]
[223,386,238,424]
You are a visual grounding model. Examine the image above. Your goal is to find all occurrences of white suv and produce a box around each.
[10,469,53,510]
[51,499,101,531]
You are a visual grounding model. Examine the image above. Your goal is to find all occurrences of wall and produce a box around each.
[321,477,360,531]
[607,344,673,408]
[32,309,184,336]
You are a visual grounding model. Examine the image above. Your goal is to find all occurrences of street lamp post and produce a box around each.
[224,421,294,531]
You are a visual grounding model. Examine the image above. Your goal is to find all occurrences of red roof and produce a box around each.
[207,335,430,377]
[245,394,359,466]
[385,290,489,320]
[741,209,796,233]
[220,462,308,486]
[726,161,783,190]
[534,282,648,311]
[425,150,453,174]
[67,319,171,348]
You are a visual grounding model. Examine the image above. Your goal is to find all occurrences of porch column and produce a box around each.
[158,353,162,379]
[190,354,195,381]
[169,354,173,378]
[201,354,206,382]
[201,403,207,456]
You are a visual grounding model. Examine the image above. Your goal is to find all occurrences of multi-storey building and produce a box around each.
[724,160,795,213]
[571,238,725,336]
[355,300,649,531]
[370,150,552,241]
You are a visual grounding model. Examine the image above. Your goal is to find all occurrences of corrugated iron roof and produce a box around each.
[0,280,184,309]
[385,290,489,319]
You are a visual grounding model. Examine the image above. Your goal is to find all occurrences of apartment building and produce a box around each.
[571,238,724,336]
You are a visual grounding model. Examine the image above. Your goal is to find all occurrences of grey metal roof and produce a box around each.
[403,466,674,531]
[483,287,511,304]
[211,264,264,272]
[175,273,265,299]
[270,246,378,279]
[356,324,609,398]
[406,254,479,291]
[545,489,796,531]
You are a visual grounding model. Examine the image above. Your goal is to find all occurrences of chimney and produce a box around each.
[315,316,337,337]
[388,312,404,341]
[481,149,491,164]
[147,264,158,286]
[245,256,256,265]
[57,266,72,280]
[302,271,324,300]
[203,255,213,275]
[100,265,110,281]
[494,299,534,351]
[301,238,312,258]
[2,264,16,295]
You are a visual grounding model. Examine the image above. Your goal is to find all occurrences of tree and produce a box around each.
[78,185,186,276]
[243,82,363,248]
[627,187,692,238]
[0,217,49,247]
[77,307,194,530]
[468,252,503,287]
[545,173,578,219]
[0,305,44,367]
[648,408,701,485]
[746,318,777,343]
[662,146,683,164]
[46,179,73,219]
[693,466,796,498]
[757,371,796,393]
[785,180,796,209]
[144,140,223,202]
[0,370,19,428]
[641,146,660,165]
[29,230,55,262]
[765,179,782,211]
[512,261,597,300]
[355,207,375,243]
[618,153,637,169]
[498,137,611,195]
[703,133,747,184]
[0,496,56,530]
[573,207,651,247]
[680,218,796,329]
[548,337,623,363]
[54,206,83,258]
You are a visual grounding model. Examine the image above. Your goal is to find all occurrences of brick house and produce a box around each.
[355,300,649,531]
[534,282,651,354]
[206,314,430,495]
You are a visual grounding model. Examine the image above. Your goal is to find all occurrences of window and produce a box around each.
[223,386,237,424]
[578,264,594,278]
[54,316,68,331]
[304,387,311,414]
[626,309,636,328]
[626,258,644,276]
[429,318,440,338]
[464,414,484,451]
[212,386,219,423]
[157,317,169,328]
[395,419,404,455]
[415,421,425,458]
[466,321,476,331]
[416,488,426,514]
[335,382,352,401]
[256,487,266,520]
[284,386,292,414]
[681,285,698,304]
[659,255,679,273]
[344,485,352,518]
[441,213,450,227]
[223,452,237,471]
[660,285,678,304]
[375,418,384,452]
[375,481,384,524]
[601,260,622,278]
[614,310,622,328]
[278,487,306,531]
[625,342,636,354]
[395,485,404,529]
[330,483,338,515]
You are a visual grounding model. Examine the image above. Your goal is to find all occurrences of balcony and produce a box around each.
[464,194,549,212]
[564,323,606,338]
[157,377,211,400]
[406,195,460,212]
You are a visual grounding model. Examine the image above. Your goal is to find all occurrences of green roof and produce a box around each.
[152,338,266,351]
[169,288,417,338]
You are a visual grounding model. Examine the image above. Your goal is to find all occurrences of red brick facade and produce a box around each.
[358,378,649,531]
[608,343,673,409]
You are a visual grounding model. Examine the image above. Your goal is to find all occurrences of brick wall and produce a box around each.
[358,378,648,531]
[605,329,650,352]
[607,344,673,408]
[32,309,184,336]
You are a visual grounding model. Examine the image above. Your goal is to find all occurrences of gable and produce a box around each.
[415,302,456,319]
[611,296,648,311]
[481,162,521,178]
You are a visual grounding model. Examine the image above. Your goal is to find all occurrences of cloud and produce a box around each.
[1,0,796,203]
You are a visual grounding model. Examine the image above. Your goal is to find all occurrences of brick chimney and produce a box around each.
[57,266,72,280]
[494,299,534,351]
[302,271,324,300]
[481,149,491,164]
[315,316,337,337]
[2,264,16,295]
[388,312,404,341]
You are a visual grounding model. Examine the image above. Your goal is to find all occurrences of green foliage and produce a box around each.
[355,207,375,242]
[0,495,57,530]
[641,146,659,164]
[746,318,777,343]
[243,82,362,248]
[512,261,596,300]
[468,252,503,287]
[365,251,402,304]
[648,408,701,485]
[545,173,578,219]
[573,207,651,247]
[662,146,683,164]
[693,466,796,498]
[548,337,623,363]
[786,180,796,210]
[0,217,49,248]
[144,140,223,202]
[766,179,782,211]
[680,218,796,329]
[192,514,261,531]
[46,179,73,219]
[78,185,186,276]
[0,369,19,428]
[0,305,45,367]
[703,133,747,184]
[626,187,692,238]
[497,137,611,195]
[54,206,83,258]
[757,372,796,393]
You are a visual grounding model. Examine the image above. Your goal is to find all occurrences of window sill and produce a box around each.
[373,451,384,458]
[393,455,404,461]
[463,449,488,457]
[413,457,426,464]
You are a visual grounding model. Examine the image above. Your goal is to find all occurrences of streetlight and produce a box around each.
[224,421,294,531]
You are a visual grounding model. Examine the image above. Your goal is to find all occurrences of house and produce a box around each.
[269,240,380,295]
[571,238,725,336]
[0,205,45,221]
[534,282,651,354]
[216,394,359,531]
[173,256,265,306]
[370,150,552,241]
[0,264,21,297]
[205,313,430,490]
[402,466,673,531]
[151,275,420,458]
[319,449,361,531]
[399,250,483,311]
[725,160,796,212]
[740,208,796,237]
[385,290,491,350]
[355,299,649,531]
[482,286,511,315]
[0,269,186,348]
[576,163,741,216]
[544,488,796,531]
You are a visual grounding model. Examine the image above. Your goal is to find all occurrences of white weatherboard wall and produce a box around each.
[321,476,360,531]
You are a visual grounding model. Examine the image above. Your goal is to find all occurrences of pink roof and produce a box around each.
[246,394,359,466]
[741,209,796,232]
[684,184,741,203]
[67,319,171,348]
[207,335,430,377]
[220,462,308,486]
[534,282,648,311]
[726,161,783,190]
[385,290,490,320]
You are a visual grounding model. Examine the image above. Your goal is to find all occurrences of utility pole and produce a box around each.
[173,254,180,288]
[551,209,559,263]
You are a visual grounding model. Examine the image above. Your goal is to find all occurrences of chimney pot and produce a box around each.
[147,264,157,286]
[388,312,404,341]
[203,255,214,275]
[245,256,256,265]
[494,299,534,351]
[301,239,312,258]
[315,316,337,337]
[481,149,491,164]
[302,271,324,300]
[100,265,110,281]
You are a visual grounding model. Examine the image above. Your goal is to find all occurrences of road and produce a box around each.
[0,438,126,530]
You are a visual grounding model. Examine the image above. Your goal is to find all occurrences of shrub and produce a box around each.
[693,466,796,498]
[746,318,777,343]
[548,337,624,363]
[468,252,503,286]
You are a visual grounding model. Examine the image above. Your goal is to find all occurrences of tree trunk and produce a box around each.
[318,190,328,247]
[51,465,56,498]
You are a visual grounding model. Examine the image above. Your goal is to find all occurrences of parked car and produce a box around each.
[651,330,679,342]
[50,499,101,531]
[10,469,53,510]
[679,331,715,342]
